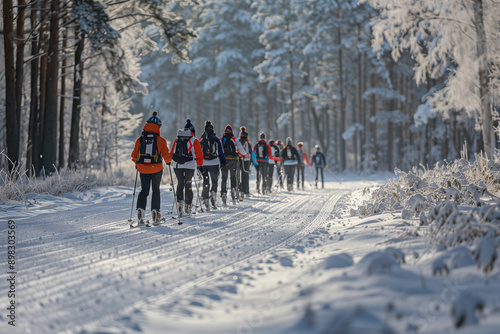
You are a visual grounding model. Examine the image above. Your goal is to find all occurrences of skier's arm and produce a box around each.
[235,138,247,158]
[159,138,172,164]
[170,139,177,156]
[304,152,311,166]
[193,139,204,166]
[217,138,227,164]
[131,137,141,164]
[268,144,278,161]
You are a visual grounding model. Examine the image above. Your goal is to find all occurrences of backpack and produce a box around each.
[172,136,194,164]
[222,137,237,158]
[286,147,293,159]
[256,140,268,159]
[201,134,219,160]
[315,153,322,165]
[137,131,162,164]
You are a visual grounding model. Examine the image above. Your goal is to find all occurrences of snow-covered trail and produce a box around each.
[1,176,386,334]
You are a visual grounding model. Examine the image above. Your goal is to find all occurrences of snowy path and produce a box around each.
[1,178,378,334]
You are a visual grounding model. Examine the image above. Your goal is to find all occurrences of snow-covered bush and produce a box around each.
[354,155,500,274]
[0,164,136,202]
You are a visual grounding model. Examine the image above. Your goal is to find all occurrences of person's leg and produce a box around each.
[150,170,163,211]
[255,164,261,193]
[185,169,195,205]
[137,173,151,210]
[221,163,229,195]
[243,161,250,194]
[202,168,210,199]
[174,168,184,203]
[261,163,268,193]
[229,160,237,191]
[267,164,274,191]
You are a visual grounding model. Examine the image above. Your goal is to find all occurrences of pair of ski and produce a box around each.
[129,216,182,228]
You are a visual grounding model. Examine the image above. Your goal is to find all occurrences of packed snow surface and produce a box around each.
[1,173,499,334]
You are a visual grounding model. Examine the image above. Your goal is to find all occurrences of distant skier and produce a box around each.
[238,127,252,197]
[267,140,282,193]
[280,137,301,191]
[312,145,326,188]
[131,111,172,224]
[171,119,203,214]
[199,120,226,210]
[220,125,245,205]
[253,132,273,194]
[296,142,311,190]
[275,139,285,188]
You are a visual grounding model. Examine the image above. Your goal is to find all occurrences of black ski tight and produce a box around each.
[284,165,296,190]
[315,167,324,184]
[239,160,251,194]
[174,168,195,204]
[137,170,162,211]
[201,165,220,199]
[255,162,269,191]
[297,165,305,188]
[221,160,238,194]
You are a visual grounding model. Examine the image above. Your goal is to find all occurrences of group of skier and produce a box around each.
[131,112,327,224]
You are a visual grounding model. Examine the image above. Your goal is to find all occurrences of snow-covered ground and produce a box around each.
[1,172,499,334]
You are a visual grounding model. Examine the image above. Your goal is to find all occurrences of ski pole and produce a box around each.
[129,169,139,222]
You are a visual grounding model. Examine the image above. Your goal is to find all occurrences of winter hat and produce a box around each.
[315,145,321,151]
[286,137,293,146]
[240,126,248,138]
[147,111,162,127]
[205,120,214,132]
[260,132,266,139]
[297,142,304,147]
[224,124,233,134]
[269,140,275,145]
[184,119,195,135]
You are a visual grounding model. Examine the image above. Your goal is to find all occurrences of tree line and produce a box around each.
[2,0,499,176]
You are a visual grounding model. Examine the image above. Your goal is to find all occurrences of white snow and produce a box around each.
[1,172,499,334]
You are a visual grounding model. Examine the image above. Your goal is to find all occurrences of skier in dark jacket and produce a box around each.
[296,142,311,190]
[280,137,301,191]
[199,120,226,210]
[267,140,282,193]
[220,125,245,205]
[311,145,326,188]
[238,127,252,197]
[253,132,273,194]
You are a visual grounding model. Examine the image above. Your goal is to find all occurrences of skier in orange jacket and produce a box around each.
[131,111,172,223]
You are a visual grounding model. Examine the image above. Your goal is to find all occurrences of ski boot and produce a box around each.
[231,188,236,204]
[185,203,192,215]
[151,209,161,226]
[137,208,145,226]
[221,192,227,206]
[177,201,184,216]
[211,191,217,210]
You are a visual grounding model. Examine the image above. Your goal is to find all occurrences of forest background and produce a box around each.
[1,0,499,181]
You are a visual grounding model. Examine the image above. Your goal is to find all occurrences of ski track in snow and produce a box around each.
[1,183,357,334]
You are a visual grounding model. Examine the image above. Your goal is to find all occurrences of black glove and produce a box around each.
[198,165,204,173]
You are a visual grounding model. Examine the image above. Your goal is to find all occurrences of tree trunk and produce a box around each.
[42,0,60,174]
[38,0,50,173]
[16,0,26,146]
[337,18,346,171]
[2,0,19,172]
[68,27,85,169]
[58,25,68,169]
[27,2,40,174]
[289,58,295,140]
[473,0,494,158]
